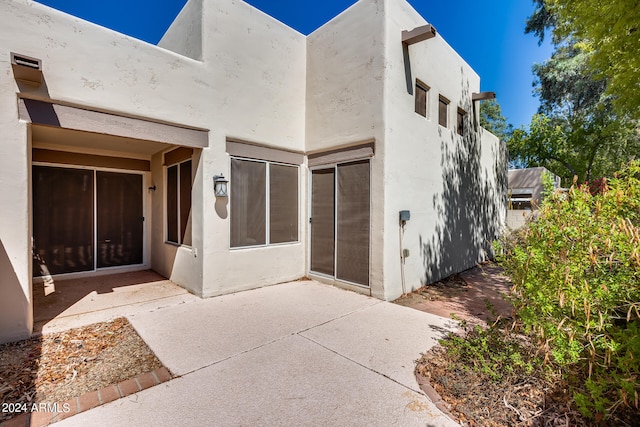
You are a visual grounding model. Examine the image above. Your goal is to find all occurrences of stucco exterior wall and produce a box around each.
[0,113,32,342]
[0,0,308,341]
[197,0,308,296]
[305,0,386,298]
[305,0,385,151]
[159,0,203,60]
[0,0,506,342]
[381,1,505,300]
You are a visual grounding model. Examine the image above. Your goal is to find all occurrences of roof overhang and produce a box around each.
[19,98,209,150]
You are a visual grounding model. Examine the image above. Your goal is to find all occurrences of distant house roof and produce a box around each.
[507,167,559,209]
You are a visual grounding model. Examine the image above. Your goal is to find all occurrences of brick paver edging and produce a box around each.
[2,367,172,427]
[415,372,458,423]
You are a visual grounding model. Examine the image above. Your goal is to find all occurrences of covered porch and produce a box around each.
[33,270,198,335]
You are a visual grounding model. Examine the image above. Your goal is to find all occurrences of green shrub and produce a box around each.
[440,324,539,382]
[497,161,640,421]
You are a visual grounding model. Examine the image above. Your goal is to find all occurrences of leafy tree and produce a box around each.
[524,0,556,44]
[509,111,639,185]
[545,0,640,119]
[508,1,640,184]
[526,0,640,120]
[479,99,512,142]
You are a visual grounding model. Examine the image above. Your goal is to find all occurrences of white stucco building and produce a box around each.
[0,0,506,343]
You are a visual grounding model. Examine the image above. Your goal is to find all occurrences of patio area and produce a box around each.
[32,270,199,335]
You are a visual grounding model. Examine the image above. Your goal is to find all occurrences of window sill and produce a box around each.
[164,241,192,249]
[230,241,301,251]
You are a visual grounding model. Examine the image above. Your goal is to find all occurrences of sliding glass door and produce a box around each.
[310,160,370,287]
[33,165,143,277]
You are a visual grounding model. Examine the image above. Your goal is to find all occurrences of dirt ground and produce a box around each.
[0,318,164,423]
[394,262,595,427]
[393,261,513,326]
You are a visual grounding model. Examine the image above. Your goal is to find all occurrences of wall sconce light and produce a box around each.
[213,174,228,197]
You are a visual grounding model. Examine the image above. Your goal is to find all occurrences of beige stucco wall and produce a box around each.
[0,0,505,342]
[305,0,386,298]
[381,0,505,300]
[159,0,203,60]
[0,0,308,342]
[197,0,307,297]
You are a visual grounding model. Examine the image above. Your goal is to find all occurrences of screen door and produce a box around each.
[33,166,94,275]
[310,160,370,286]
[96,171,143,268]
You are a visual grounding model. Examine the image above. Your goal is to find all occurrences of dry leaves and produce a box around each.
[0,318,164,422]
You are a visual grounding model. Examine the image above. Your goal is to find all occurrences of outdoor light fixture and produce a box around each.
[472,92,496,101]
[402,24,437,45]
[10,52,43,87]
[213,174,228,197]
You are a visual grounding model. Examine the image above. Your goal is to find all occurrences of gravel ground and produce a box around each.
[0,317,164,423]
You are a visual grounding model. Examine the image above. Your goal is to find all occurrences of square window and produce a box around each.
[438,96,449,127]
[230,157,299,248]
[415,80,429,117]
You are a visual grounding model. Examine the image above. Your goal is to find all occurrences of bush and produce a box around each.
[497,161,640,422]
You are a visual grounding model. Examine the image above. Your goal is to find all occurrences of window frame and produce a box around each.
[229,156,300,249]
[438,95,449,128]
[414,79,430,118]
[165,158,192,246]
[457,107,467,136]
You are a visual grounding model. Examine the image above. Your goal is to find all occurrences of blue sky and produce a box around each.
[35,0,553,129]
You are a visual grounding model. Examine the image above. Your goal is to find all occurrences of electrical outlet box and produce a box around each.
[399,210,410,221]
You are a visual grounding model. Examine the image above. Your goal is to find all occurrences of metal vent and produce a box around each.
[10,52,42,86]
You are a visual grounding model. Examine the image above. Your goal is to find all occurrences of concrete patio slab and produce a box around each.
[127,280,381,376]
[301,301,458,392]
[33,270,200,334]
[54,334,458,427]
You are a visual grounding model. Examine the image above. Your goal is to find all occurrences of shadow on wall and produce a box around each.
[419,70,507,285]
[0,238,31,344]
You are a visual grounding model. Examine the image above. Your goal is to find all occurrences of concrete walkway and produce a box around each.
[53,280,459,427]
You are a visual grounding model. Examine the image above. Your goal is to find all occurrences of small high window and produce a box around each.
[438,96,449,127]
[414,80,429,117]
[457,108,467,135]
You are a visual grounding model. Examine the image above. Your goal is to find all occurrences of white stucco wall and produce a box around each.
[381,1,505,300]
[159,0,203,60]
[306,0,385,151]
[305,0,386,298]
[197,0,308,296]
[0,0,506,342]
[0,0,309,341]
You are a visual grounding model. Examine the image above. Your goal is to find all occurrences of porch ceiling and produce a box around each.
[32,125,173,157]
[19,98,209,152]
